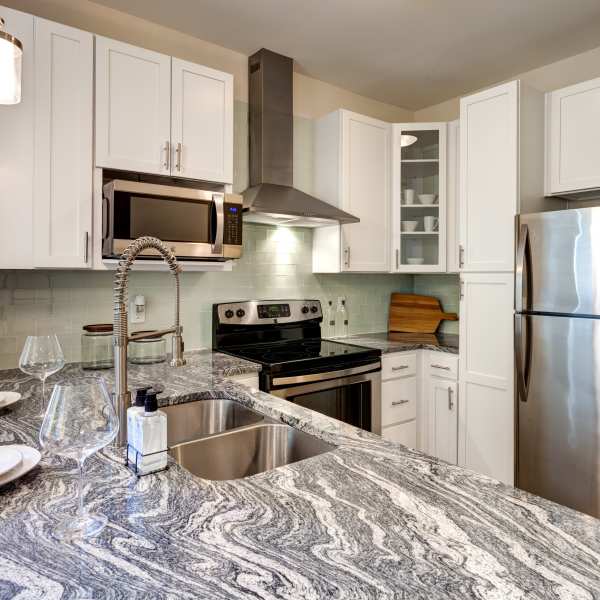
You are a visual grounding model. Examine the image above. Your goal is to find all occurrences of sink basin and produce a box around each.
[162,399,264,446]
[169,422,336,480]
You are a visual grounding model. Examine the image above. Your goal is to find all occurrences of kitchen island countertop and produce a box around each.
[0,350,599,599]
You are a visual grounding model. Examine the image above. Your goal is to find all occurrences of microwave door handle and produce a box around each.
[211,193,224,255]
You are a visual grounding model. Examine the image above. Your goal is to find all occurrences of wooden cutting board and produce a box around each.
[388,293,458,334]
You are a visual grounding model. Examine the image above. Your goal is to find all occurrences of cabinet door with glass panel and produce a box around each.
[391,123,447,273]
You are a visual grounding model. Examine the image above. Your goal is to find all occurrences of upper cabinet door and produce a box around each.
[0,7,34,269]
[546,77,600,195]
[34,19,93,268]
[171,58,233,183]
[95,36,171,175]
[459,81,518,272]
[341,111,391,272]
[391,122,447,273]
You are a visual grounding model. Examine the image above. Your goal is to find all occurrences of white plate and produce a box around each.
[0,447,22,476]
[0,391,21,409]
[0,445,41,487]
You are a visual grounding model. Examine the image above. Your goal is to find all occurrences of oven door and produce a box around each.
[268,364,381,435]
[103,180,242,260]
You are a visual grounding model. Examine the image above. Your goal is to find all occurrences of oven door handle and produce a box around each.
[211,193,225,255]
[271,362,381,386]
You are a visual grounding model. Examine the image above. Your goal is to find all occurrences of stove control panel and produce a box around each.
[216,299,322,325]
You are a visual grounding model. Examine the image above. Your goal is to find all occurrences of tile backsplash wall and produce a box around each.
[0,225,415,368]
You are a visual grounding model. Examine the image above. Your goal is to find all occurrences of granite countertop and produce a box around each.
[1,351,600,599]
[343,331,459,355]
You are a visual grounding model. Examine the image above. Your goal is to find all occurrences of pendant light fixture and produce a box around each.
[400,134,418,147]
[0,17,23,105]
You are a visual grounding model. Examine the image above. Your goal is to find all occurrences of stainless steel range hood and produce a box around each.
[243,49,359,227]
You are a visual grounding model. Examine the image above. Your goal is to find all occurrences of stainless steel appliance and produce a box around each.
[103,180,243,261]
[516,207,600,517]
[213,300,382,433]
[242,49,359,227]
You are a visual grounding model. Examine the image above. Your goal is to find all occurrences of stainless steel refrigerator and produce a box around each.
[516,207,600,517]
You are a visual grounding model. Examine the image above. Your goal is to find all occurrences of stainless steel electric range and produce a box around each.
[212,299,382,434]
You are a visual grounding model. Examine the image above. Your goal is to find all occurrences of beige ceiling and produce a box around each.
[91,0,600,110]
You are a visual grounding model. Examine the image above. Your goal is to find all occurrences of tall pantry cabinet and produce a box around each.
[457,80,553,485]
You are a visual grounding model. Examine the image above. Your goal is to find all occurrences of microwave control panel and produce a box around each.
[224,203,243,246]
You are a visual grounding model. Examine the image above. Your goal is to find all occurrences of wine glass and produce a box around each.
[19,335,65,415]
[39,377,119,541]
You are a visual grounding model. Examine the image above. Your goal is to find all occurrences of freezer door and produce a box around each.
[517,207,600,315]
[516,313,600,517]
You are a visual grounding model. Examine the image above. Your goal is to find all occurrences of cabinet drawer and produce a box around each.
[382,352,417,380]
[382,420,416,448]
[427,351,458,380]
[382,376,417,426]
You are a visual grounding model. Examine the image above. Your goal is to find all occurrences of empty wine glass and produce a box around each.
[19,335,65,415]
[40,377,119,540]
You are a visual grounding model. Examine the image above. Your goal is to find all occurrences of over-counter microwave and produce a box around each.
[102,180,243,261]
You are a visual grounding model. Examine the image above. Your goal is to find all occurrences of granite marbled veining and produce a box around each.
[343,331,459,355]
[1,351,600,599]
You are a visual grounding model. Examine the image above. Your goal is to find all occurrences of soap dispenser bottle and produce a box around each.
[128,390,168,475]
[127,387,151,465]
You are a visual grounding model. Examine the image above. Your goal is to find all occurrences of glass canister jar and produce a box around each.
[81,324,114,370]
[128,331,167,365]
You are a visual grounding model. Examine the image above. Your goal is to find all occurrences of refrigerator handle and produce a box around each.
[515,314,532,402]
[515,224,530,313]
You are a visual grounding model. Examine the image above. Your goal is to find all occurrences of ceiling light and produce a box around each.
[0,17,23,105]
[400,134,418,147]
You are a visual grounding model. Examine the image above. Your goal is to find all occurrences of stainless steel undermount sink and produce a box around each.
[163,399,336,480]
[169,422,336,481]
[162,398,264,446]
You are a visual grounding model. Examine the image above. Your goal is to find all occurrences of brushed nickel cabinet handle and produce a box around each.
[431,364,451,371]
[83,231,89,264]
[392,365,409,371]
[175,142,182,173]
[460,279,464,300]
[392,399,410,406]
[163,141,170,171]
[395,248,399,270]
[459,244,465,268]
[447,386,454,410]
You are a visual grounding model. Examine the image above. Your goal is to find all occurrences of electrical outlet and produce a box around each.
[130,295,146,324]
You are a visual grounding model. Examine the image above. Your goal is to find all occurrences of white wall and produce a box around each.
[414,44,600,122]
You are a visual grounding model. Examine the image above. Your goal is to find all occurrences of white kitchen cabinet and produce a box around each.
[390,122,447,273]
[546,77,600,196]
[33,19,93,268]
[446,120,460,273]
[313,110,391,273]
[382,377,417,426]
[458,272,514,484]
[382,420,417,448]
[95,36,171,175]
[459,80,550,272]
[459,82,518,272]
[429,378,458,465]
[0,7,34,269]
[171,58,233,183]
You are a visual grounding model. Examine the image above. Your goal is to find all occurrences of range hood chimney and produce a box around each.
[242,49,359,227]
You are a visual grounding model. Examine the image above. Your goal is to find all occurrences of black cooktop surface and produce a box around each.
[223,338,380,373]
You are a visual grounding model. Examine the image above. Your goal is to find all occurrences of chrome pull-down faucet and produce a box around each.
[113,236,186,446]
